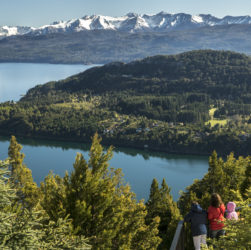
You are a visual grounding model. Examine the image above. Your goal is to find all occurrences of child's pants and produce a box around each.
[193,234,207,250]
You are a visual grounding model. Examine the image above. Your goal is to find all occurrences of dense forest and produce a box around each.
[0,50,251,155]
[0,24,251,64]
[0,135,250,249]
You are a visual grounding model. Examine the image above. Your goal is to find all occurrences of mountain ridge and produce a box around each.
[1,12,251,38]
[1,24,251,64]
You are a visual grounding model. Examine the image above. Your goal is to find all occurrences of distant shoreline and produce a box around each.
[0,60,95,66]
[0,130,216,158]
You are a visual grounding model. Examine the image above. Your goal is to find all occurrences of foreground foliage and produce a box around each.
[41,133,161,249]
[1,134,250,249]
[179,151,250,215]
[0,160,90,249]
[178,151,250,250]
[146,178,181,249]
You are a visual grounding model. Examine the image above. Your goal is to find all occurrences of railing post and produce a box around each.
[170,220,184,250]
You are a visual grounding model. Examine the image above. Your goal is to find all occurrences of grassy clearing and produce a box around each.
[209,108,217,118]
[176,130,188,135]
[206,107,228,127]
[52,102,94,110]
[206,119,228,127]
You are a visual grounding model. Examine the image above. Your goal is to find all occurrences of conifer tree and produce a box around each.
[40,171,66,221]
[0,160,90,249]
[208,150,225,193]
[0,160,15,209]
[146,178,181,249]
[42,133,161,249]
[240,158,251,199]
[8,136,24,176]
[8,136,40,208]
[221,153,247,201]
[206,151,248,203]
[179,151,249,215]
[146,178,162,222]
[160,179,180,242]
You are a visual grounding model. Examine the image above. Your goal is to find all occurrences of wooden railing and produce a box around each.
[169,220,184,250]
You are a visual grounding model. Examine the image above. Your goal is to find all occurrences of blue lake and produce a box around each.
[0,136,208,201]
[0,63,97,102]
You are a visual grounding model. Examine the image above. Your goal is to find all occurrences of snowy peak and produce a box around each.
[220,15,251,25]
[0,25,34,37]
[1,12,251,38]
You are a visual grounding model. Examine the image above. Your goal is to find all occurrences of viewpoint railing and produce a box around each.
[169,220,184,250]
[169,204,250,250]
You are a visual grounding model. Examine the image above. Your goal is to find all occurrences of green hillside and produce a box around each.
[24,49,251,95]
[0,50,251,155]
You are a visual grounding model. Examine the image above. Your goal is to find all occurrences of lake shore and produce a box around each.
[0,130,211,157]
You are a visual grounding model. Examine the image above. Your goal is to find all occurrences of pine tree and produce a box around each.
[146,178,181,249]
[8,136,40,208]
[8,136,24,176]
[240,158,251,199]
[208,150,226,194]
[42,133,161,249]
[146,178,162,223]
[0,160,90,249]
[160,179,181,241]
[207,151,249,203]
[179,151,250,216]
[0,160,15,210]
[40,171,67,221]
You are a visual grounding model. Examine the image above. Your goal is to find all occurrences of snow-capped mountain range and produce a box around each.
[1,12,251,38]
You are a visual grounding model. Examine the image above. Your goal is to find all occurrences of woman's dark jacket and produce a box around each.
[184,203,207,236]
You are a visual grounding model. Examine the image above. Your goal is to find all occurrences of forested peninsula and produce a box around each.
[0,50,251,156]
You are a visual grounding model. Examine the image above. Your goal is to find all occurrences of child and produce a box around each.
[184,201,208,250]
[226,201,238,220]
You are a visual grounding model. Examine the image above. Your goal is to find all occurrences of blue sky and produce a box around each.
[1,0,251,27]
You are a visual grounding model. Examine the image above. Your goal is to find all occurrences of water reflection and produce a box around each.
[0,135,209,201]
[0,135,208,161]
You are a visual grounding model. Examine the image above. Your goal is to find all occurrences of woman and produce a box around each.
[208,193,225,239]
